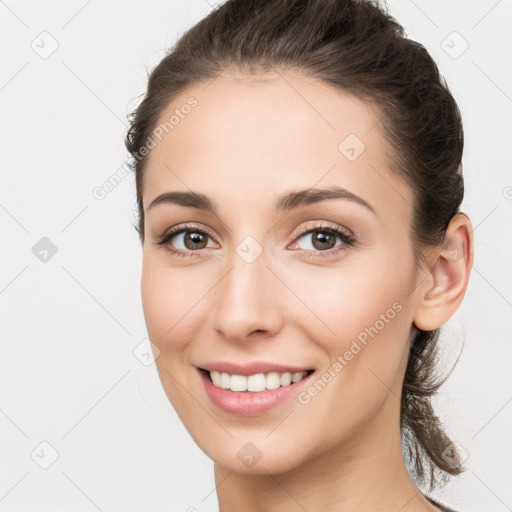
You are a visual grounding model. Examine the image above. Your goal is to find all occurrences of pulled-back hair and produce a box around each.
[125,0,465,491]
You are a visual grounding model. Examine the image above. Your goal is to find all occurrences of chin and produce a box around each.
[188,428,315,475]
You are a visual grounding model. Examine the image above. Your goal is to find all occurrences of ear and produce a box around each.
[413,213,474,331]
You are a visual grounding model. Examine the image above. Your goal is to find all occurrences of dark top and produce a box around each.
[425,494,460,512]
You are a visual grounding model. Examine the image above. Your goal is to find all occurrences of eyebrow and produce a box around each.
[147,185,376,216]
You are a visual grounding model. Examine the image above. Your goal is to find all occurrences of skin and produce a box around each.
[140,69,474,512]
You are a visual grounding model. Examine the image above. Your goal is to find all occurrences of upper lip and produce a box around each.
[197,361,315,376]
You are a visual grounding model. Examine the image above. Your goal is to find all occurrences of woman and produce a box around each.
[125,0,473,510]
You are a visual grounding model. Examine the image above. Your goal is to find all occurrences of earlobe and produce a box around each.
[413,214,474,331]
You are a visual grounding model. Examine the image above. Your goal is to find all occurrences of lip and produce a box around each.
[197,367,315,416]
[196,361,314,376]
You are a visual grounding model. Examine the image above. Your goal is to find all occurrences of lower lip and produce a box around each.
[198,369,315,416]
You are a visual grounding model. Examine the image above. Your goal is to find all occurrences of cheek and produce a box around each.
[293,264,408,342]
[140,256,206,351]
[288,269,412,444]
[140,257,206,417]
[289,255,415,401]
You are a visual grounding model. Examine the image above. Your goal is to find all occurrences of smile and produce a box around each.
[197,367,316,416]
[206,369,314,392]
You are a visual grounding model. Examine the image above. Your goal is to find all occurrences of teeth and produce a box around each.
[209,370,310,392]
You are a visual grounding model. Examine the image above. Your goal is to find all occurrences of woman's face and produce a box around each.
[141,70,424,473]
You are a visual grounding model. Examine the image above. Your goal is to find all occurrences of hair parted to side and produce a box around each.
[125,0,466,492]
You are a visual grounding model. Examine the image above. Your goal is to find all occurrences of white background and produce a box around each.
[0,0,511,510]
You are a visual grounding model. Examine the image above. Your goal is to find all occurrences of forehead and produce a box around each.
[142,70,414,223]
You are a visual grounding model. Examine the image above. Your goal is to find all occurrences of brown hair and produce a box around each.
[125,0,466,491]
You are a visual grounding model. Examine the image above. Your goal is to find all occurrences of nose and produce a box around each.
[210,251,284,343]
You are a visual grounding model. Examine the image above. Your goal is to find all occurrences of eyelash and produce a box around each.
[155,222,356,259]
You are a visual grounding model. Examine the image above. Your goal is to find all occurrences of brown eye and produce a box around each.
[309,230,337,251]
[156,226,218,257]
[295,228,346,252]
[182,231,208,250]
